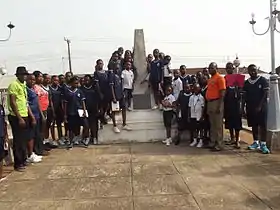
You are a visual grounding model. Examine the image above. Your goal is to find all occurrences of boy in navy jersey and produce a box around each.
[149,49,163,109]
[108,62,132,133]
[175,83,192,145]
[49,75,64,145]
[81,75,100,145]
[63,76,88,149]
[61,71,73,141]
[94,59,110,126]
[243,64,270,154]
[179,65,190,87]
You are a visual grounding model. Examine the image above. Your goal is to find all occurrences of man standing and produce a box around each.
[206,62,226,151]
[8,66,36,171]
[243,64,270,154]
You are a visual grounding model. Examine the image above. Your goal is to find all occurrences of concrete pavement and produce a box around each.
[1,141,280,210]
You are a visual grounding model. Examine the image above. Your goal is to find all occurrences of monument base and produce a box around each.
[98,109,165,144]
[266,130,280,152]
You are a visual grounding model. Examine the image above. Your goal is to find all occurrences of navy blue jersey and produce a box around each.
[243,76,269,108]
[108,70,123,101]
[27,87,40,120]
[149,59,163,83]
[60,83,71,100]
[64,88,85,116]
[80,85,100,113]
[94,70,110,98]
[177,91,192,118]
[0,105,5,138]
[180,75,190,87]
[49,85,63,109]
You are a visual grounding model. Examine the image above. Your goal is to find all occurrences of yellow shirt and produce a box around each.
[7,79,28,117]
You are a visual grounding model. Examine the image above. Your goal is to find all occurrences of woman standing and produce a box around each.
[224,62,242,148]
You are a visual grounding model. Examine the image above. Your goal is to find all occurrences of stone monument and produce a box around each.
[132,29,152,109]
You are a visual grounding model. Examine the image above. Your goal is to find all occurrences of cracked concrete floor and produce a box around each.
[1,141,280,210]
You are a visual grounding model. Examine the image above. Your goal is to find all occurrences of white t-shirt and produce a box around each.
[162,94,176,111]
[189,93,205,120]
[121,69,134,89]
[172,77,183,100]
[163,63,172,77]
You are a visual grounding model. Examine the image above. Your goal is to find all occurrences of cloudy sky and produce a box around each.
[0,0,279,74]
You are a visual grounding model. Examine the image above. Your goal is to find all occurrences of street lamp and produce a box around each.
[0,22,15,42]
[249,0,280,136]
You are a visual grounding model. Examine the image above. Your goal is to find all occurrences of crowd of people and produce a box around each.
[0,46,271,179]
[146,49,270,155]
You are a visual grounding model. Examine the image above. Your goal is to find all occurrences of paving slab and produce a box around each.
[1,142,280,209]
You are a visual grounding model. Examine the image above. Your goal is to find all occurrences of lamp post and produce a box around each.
[0,22,15,42]
[249,0,280,148]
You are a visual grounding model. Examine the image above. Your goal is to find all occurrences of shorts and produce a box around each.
[190,118,201,131]
[29,118,41,139]
[177,117,190,131]
[47,107,64,127]
[163,110,173,128]
[0,137,7,161]
[246,109,267,127]
[67,115,88,132]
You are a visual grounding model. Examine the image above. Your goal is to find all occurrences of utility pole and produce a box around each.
[64,37,72,73]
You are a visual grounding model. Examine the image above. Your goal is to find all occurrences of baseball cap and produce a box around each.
[15,66,29,75]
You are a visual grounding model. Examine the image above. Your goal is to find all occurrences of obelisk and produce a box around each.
[133,29,151,109]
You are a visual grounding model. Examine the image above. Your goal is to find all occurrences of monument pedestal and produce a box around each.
[98,110,166,144]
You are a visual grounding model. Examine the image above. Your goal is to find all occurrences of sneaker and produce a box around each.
[58,139,66,146]
[113,126,121,133]
[260,142,270,154]
[51,141,59,146]
[67,142,73,149]
[166,138,172,146]
[127,107,133,111]
[196,139,203,148]
[26,153,42,163]
[162,139,168,144]
[152,105,158,110]
[82,138,90,147]
[93,138,99,145]
[14,166,25,172]
[122,125,132,131]
[33,153,43,160]
[248,141,260,150]
[73,136,80,145]
[190,138,198,147]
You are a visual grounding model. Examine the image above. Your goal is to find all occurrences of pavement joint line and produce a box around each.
[213,149,274,210]
[168,153,202,210]
[129,144,136,210]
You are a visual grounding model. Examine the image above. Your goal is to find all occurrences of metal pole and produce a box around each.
[64,38,73,73]
[267,0,280,132]
[270,0,276,73]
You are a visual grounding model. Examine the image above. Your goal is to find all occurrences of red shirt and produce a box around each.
[34,84,49,111]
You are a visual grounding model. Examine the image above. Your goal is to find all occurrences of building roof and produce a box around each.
[184,67,267,75]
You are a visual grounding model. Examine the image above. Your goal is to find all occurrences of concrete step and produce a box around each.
[99,109,166,143]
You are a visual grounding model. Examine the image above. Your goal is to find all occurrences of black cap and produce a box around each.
[15,66,28,75]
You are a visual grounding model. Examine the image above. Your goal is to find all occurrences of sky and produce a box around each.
[0,0,279,75]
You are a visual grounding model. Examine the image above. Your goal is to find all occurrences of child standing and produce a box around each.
[81,75,100,146]
[63,76,88,149]
[121,61,134,111]
[172,69,183,100]
[108,62,132,133]
[175,83,192,145]
[162,86,176,146]
[189,84,205,148]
